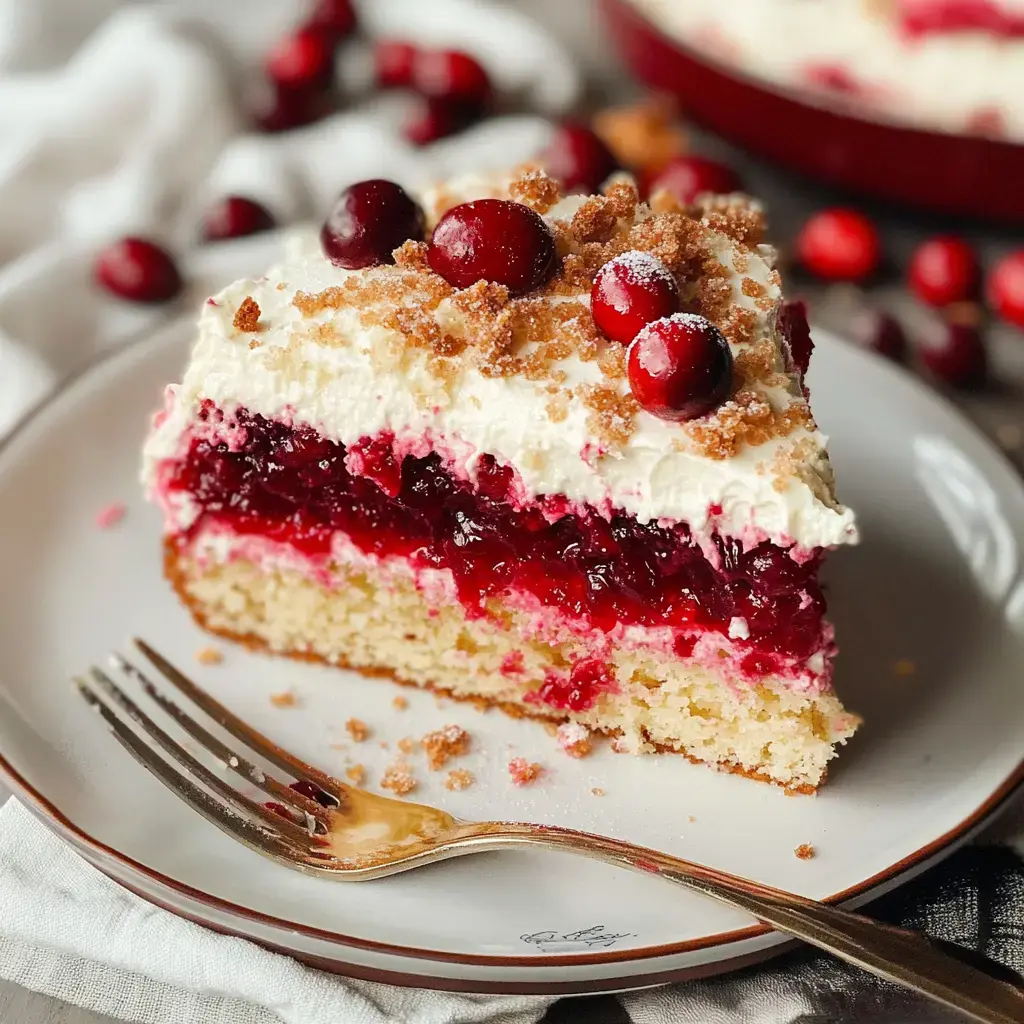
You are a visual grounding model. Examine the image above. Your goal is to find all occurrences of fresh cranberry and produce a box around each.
[375,39,417,88]
[796,208,880,282]
[626,313,733,421]
[920,322,987,388]
[645,155,741,204]
[253,83,332,133]
[540,121,620,195]
[428,199,557,295]
[266,26,335,92]
[591,251,679,344]
[202,197,275,242]
[850,308,907,362]
[986,250,1024,328]
[412,49,492,107]
[777,299,813,377]
[308,0,357,39]
[403,96,474,146]
[320,179,425,269]
[94,237,182,303]
[908,236,978,307]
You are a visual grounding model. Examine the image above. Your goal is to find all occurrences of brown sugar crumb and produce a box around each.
[570,196,620,245]
[345,764,366,786]
[892,658,917,677]
[195,646,223,666]
[421,724,470,770]
[794,843,816,861]
[509,167,562,214]
[380,760,417,797]
[508,757,543,786]
[392,240,430,270]
[444,768,475,791]
[392,695,409,711]
[232,296,261,333]
[593,98,687,173]
[597,343,627,380]
[556,722,593,759]
[688,390,811,461]
[397,736,415,755]
[580,383,639,449]
[602,179,641,222]
[741,277,767,301]
[269,690,297,709]
[591,787,605,797]
[345,718,371,742]
[688,815,697,823]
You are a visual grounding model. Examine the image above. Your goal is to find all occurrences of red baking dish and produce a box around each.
[599,0,1024,222]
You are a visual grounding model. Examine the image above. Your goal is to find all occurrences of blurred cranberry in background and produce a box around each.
[850,308,907,362]
[202,197,276,242]
[645,155,740,204]
[920,321,987,388]
[987,250,1024,328]
[266,25,335,92]
[404,96,476,146]
[796,208,880,282]
[540,122,620,195]
[375,40,418,89]
[308,0,357,40]
[94,238,182,303]
[253,82,333,133]
[412,49,492,107]
[907,236,978,307]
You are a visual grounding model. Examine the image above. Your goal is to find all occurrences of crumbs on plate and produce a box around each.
[508,757,543,786]
[195,646,223,666]
[95,502,126,530]
[794,843,816,861]
[380,760,417,797]
[421,724,470,770]
[345,717,370,742]
[269,690,298,708]
[445,769,474,792]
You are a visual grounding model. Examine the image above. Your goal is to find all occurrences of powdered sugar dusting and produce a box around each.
[605,249,675,288]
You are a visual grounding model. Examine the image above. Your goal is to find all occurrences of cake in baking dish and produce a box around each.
[143,167,860,792]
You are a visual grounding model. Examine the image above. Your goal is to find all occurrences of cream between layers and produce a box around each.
[170,536,857,790]
[143,176,856,553]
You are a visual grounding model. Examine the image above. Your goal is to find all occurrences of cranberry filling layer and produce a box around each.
[898,0,1024,37]
[168,407,828,664]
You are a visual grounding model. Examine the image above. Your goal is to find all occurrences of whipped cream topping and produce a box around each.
[630,0,1024,140]
[143,172,857,552]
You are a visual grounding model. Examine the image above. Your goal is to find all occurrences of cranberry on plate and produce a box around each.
[403,96,476,146]
[94,237,182,303]
[907,236,978,307]
[411,49,492,107]
[626,313,733,421]
[428,199,557,294]
[591,251,679,344]
[202,197,275,242]
[796,208,880,282]
[266,25,335,92]
[253,81,332,133]
[920,321,987,388]
[987,250,1024,328]
[850,308,907,362]
[308,0,357,40]
[645,155,741,204]
[375,39,418,89]
[540,121,620,195]
[321,180,425,269]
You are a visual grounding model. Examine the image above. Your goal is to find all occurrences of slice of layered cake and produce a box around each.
[143,168,859,792]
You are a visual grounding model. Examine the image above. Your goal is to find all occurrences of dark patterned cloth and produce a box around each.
[547,843,1024,1024]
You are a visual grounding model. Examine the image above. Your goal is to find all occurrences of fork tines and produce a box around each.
[75,640,339,869]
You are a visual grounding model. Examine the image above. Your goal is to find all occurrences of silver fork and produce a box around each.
[76,640,1023,1024]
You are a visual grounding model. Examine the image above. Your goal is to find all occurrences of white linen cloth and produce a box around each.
[0,2,1021,1023]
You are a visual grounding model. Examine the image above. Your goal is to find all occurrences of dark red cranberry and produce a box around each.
[987,250,1024,328]
[253,83,332,133]
[591,251,679,344]
[920,322,987,388]
[645,155,741,204]
[202,197,275,242]
[308,0,357,39]
[850,308,907,362]
[320,179,425,269]
[94,237,182,303]
[626,313,733,421]
[403,96,475,146]
[264,801,291,819]
[908,236,978,307]
[412,49,492,107]
[540,121,620,195]
[796,208,880,282]
[375,39,417,88]
[777,299,813,377]
[428,199,557,295]
[266,26,335,92]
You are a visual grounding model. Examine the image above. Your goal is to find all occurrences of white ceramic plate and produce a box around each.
[0,319,1021,994]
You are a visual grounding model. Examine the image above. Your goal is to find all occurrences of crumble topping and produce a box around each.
[233,297,262,333]
[444,768,475,791]
[794,843,817,860]
[556,722,593,758]
[195,646,223,666]
[380,760,417,796]
[421,724,470,770]
[591,786,605,797]
[283,167,809,464]
[345,718,370,742]
[508,757,543,786]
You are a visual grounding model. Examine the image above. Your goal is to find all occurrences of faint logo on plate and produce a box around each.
[520,925,634,951]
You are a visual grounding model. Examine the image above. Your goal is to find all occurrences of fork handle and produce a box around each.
[474,824,1024,1024]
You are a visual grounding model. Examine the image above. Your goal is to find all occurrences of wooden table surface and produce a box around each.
[3,1,1023,1021]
